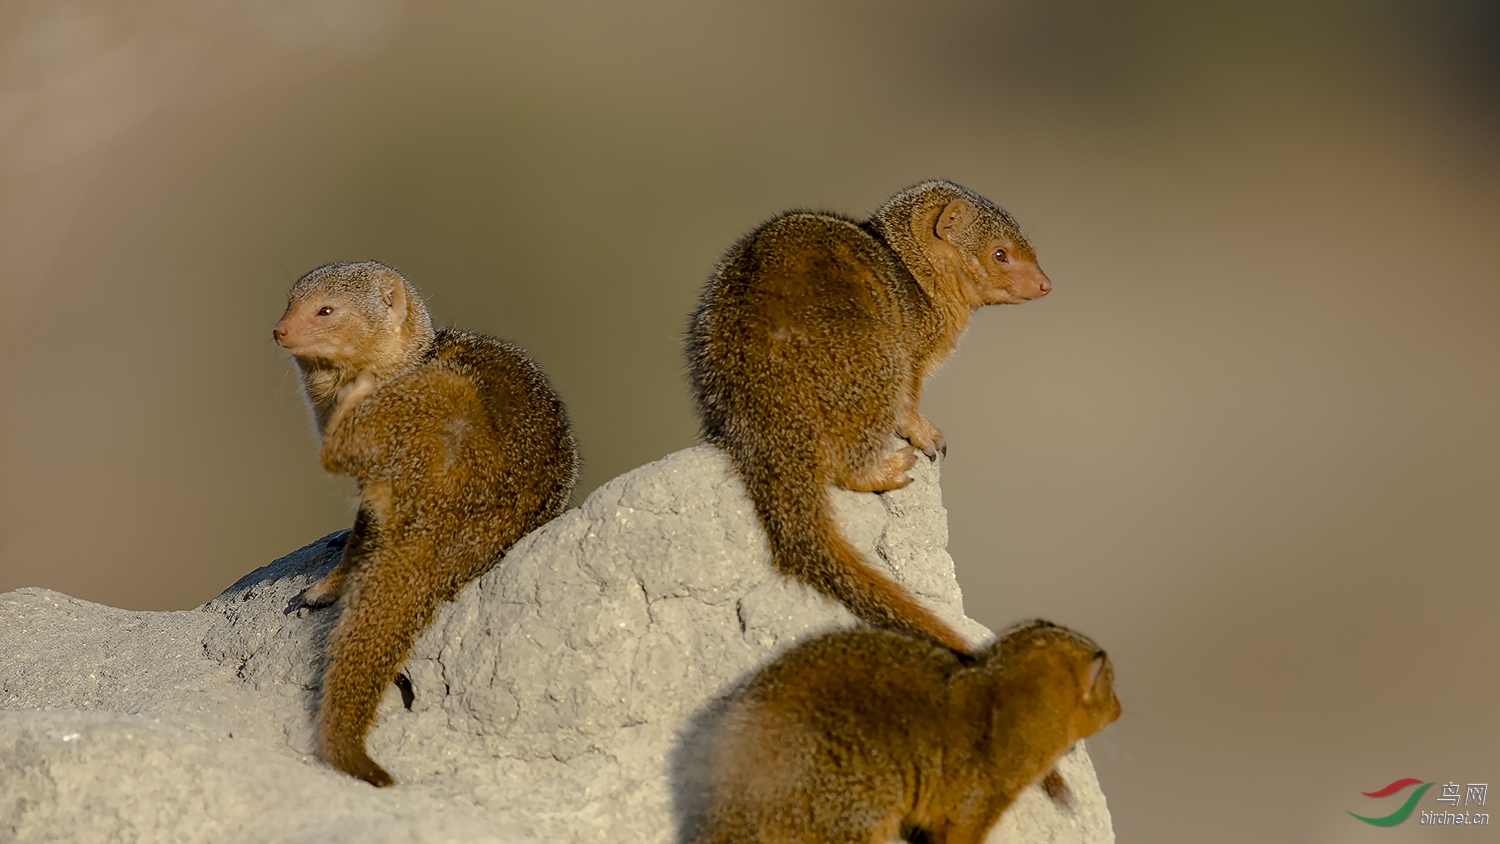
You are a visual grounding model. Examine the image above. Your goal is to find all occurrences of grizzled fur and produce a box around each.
[684,181,1050,653]
[274,261,578,786]
[693,620,1121,844]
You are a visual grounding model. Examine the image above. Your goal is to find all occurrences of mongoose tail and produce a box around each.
[734,440,971,653]
[316,534,441,788]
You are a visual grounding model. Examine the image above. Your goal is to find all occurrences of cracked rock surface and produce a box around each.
[1,446,1114,844]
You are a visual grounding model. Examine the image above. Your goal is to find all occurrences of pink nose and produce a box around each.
[273,322,289,343]
[1037,275,1052,295]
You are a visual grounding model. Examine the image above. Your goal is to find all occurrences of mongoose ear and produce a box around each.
[933,199,974,243]
[383,277,409,326]
[1082,653,1107,703]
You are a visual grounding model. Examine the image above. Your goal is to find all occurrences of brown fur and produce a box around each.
[685,181,1051,653]
[694,620,1120,844]
[273,261,578,786]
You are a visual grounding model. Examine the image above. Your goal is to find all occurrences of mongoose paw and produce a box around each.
[288,584,339,613]
[336,370,378,407]
[888,445,920,486]
[899,421,946,460]
[838,446,918,493]
[923,430,947,460]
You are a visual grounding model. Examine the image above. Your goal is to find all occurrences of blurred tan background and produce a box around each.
[2,1,1496,841]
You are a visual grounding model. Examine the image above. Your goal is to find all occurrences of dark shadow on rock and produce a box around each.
[208,530,348,608]
[668,672,754,844]
[199,531,347,696]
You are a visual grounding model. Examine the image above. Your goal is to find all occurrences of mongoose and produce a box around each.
[685,181,1051,653]
[694,619,1120,844]
[273,261,578,786]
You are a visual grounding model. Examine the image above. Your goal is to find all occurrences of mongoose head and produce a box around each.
[989,619,1121,744]
[274,261,434,372]
[875,180,1051,308]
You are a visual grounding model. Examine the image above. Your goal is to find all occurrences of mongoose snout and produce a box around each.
[272,315,307,349]
[273,301,331,353]
[1020,264,1052,299]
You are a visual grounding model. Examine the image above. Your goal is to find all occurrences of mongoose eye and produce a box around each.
[993,248,1009,264]
[318,306,334,316]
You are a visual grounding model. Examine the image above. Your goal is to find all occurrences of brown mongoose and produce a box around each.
[685,181,1051,653]
[693,619,1120,844]
[273,260,578,786]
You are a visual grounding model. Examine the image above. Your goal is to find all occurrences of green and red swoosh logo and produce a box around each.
[1348,778,1434,826]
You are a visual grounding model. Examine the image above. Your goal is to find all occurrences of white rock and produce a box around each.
[0,446,1113,844]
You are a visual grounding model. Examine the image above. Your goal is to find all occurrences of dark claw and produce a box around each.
[899,429,944,461]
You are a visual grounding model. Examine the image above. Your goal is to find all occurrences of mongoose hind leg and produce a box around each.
[834,445,918,493]
[291,511,373,611]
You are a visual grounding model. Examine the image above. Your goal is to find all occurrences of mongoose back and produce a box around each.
[685,181,1051,652]
[273,261,578,786]
[694,620,1120,844]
